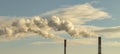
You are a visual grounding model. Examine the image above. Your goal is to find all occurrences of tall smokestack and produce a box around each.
[98,37,101,54]
[64,39,67,54]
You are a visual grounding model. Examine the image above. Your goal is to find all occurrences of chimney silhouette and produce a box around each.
[98,37,101,54]
[64,39,67,54]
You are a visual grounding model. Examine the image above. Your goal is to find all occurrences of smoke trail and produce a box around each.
[0,16,97,41]
[49,16,97,37]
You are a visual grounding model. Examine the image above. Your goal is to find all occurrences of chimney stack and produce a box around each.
[64,39,67,54]
[98,37,101,54]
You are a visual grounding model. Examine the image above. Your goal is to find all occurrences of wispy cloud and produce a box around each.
[96,26,120,33]
[95,26,120,38]
[31,39,120,47]
[104,41,120,47]
[41,3,110,24]
[77,25,120,38]
[31,38,97,46]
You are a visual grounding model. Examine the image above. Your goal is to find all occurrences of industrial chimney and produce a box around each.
[64,39,67,54]
[98,37,101,54]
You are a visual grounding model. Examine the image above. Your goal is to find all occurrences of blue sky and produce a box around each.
[0,0,120,27]
[0,0,120,54]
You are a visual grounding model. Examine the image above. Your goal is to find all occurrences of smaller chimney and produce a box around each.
[64,39,67,54]
[98,37,101,54]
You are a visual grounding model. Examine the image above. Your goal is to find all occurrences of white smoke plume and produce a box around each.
[0,3,110,41]
[0,16,97,41]
[49,16,97,37]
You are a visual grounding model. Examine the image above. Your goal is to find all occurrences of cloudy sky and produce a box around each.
[0,0,120,54]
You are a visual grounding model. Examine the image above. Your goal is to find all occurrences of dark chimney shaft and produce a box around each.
[98,37,101,54]
[64,39,67,54]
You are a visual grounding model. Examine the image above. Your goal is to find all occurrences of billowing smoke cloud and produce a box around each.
[49,16,97,37]
[0,16,97,41]
[0,3,110,41]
